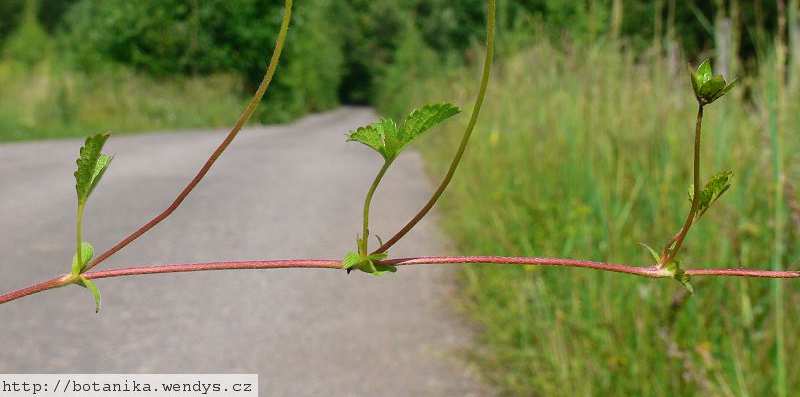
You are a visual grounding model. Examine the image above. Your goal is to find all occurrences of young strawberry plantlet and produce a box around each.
[343,103,461,274]
[68,133,113,312]
[643,59,738,292]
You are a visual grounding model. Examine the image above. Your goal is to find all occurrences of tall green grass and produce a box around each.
[0,58,248,142]
[389,42,799,395]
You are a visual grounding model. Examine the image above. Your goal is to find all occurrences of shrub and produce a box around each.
[60,0,343,121]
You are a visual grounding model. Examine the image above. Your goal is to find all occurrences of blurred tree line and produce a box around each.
[0,0,797,112]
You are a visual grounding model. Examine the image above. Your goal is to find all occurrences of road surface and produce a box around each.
[0,108,487,396]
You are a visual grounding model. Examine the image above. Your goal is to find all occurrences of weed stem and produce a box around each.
[661,105,704,266]
[361,160,394,254]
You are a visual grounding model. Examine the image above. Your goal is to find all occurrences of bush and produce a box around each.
[2,0,51,66]
[0,1,25,45]
[60,0,343,121]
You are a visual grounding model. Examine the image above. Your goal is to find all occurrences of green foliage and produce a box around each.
[60,0,342,122]
[0,1,25,44]
[333,0,407,104]
[70,241,93,275]
[74,133,112,204]
[347,119,399,160]
[639,242,661,264]
[375,20,441,117]
[0,58,247,142]
[347,103,460,161]
[664,261,693,294]
[346,102,459,276]
[37,0,81,33]
[71,132,112,311]
[690,170,733,219]
[2,0,50,66]
[0,0,791,117]
[341,251,394,276]
[689,59,737,105]
[78,276,101,313]
[397,41,800,395]
[263,0,342,118]
[402,103,461,145]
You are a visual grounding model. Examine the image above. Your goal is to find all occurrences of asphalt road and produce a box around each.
[0,108,487,396]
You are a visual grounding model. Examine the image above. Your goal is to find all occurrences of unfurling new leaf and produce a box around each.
[639,242,661,264]
[75,133,113,204]
[78,276,102,313]
[71,241,94,276]
[688,59,737,105]
[71,133,112,312]
[342,251,395,276]
[347,119,400,161]
[401,103,462,145]
[347,103,461,161]
[689,170,732,218]
[664,261,694,294]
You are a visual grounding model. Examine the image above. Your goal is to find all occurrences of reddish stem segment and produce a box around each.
[86,260,341,279]
[385,256,663,277]
[0,277,66,306]
[2,256,797,306]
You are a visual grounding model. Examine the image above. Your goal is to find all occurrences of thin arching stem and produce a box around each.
[82,0,294,273]
[373,0,496,254]
[75,204,85,273]
[661,105,704,266]
[361,159,394,254]
[2,256,799,306]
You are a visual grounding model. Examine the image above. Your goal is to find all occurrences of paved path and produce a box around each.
[0,108,486,396]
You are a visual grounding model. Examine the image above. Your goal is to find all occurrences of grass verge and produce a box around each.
[389,42,799,395]
[0,58,247,142]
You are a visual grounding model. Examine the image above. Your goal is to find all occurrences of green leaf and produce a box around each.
[90,154,112,196]
[698,75,726,101]
[71,241,94,275]
[690,59,737,105]
[346,103,460,161]
[639,242,661,264]
[341,251,394,275]
[399,103,461,148]
[75,133,112,204]
[346,119,398,161]
[710,77,738,102]
[78,276,102,313]
[689,64,701,98]
[342,251,363,271]
[691,170,733,218]
[665,261,694,294]
[695,59,713,85]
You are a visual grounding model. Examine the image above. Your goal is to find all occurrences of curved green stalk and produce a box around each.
[75,204,85,273]
[661,105,704,265]
[82,0,293,273]
[373,0,496,254]
[360,160,394,254]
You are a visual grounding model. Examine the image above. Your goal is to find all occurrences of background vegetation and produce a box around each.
[395,42,800,395]
[3,0,795,141]
[2,0,799,395]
